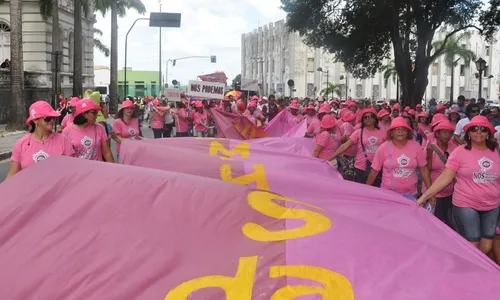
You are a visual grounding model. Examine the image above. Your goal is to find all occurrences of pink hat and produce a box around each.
[381,102,388,107]
[435,104,447,112]
[392,103,401,110]
[223,96,230,102]
[377,109,390,119]
[195,101,203,108]
[449,109,460,116]
[25,101,61,125]
[121,100,135,110]
[152,99,160,107]
[463,116,496,134]
[306,105,316,111]
[430,113,447,128]
[320,114,337,129]
[69,97,80,106]
[416,104,422,108]
[418,112,429,118]
[407,109,416,116]
[318,106,330,114]
[433,120,455,132]
[404,106,411,112]
[251,95,259,100]
[290,103,299,110]
[347,101,358,109]
[362,108,378,119]
[74,98,101,117]
[292,100,298,104]
[341,111,356,122]
[248,102,257,109]
[389,117,412,132]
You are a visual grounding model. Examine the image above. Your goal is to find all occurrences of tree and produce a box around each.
[432,32,475,105]
[320,82,343,98]
[93,28,110,57]
[282,0,499,107]
[8,0,25,129]
[73,0,83,97]
[231,74,241,89]
[380,60,399,101]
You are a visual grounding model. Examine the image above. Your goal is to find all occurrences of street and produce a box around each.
[0,124,155,183]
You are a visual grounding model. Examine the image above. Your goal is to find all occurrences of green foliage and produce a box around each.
[232,74,241,87]
[380,60,397,88]
[432,32,476,67]
[320,82,343,98]
[93,28,110,57]
[95,0,146,17]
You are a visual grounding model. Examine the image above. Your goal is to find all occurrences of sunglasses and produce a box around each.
[43,117,56,123]
[471,110,480,113]
[469,126,489,133]
[86,110,98,115]
[363,114,375,120]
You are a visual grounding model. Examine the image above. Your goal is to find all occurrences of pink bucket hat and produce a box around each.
[407,109,416,116]
[341,111,356,122]
[418,112,429,118]
[318,106,330,114]
[306,104,316,111]
[435,104,447,112]
[69,97,80,107]
[248,102,257,109]
[26,101,60,125]
[404,106,411,112]
[362,108,378,119]
[377,109,390,119]
[74,98,101,117]
[195,101,203,108]
[433,120,455,132]
[430,113,447,128]
[392,103,401,110]
[347,101,358,109]
[416,104,422,108]
[463,116,496,134]
[389,117,412,132]
[320,114,337,129]
[121,100,135,110]
[290,103,299,110]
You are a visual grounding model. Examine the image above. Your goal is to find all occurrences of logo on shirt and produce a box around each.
[81,136,93,147]
[128,128,136,135]
[331,133,337,140]
[397,154,410,167]
[32,150,49,163]
[368,136,378,145]
[478,157,493,172]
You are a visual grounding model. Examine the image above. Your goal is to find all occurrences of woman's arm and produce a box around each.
[425,146,433,172]
[327,139,353,161]
[6,161,21,179]
[416,168,456,206]
[101,141,115,163]
[365,168,380,186]
[419,165,433,190]
[312,144,323,158]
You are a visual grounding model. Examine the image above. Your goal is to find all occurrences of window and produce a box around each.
[459,87,465,95]
[307,58,314,72]
[307,83,314,97]
[484,66,489,77]
[372,85,379,98]
[486,45,490,56]
[340,63,345,73]
[483,87,488,98]
[356,84,363,97]
[0,22,10,63]
[445,87,451,99]
[460,64,465,76]
[431,63,438,75]
[431,86,438,99]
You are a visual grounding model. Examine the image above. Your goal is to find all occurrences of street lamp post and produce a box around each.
[317,67,329,99]
[475,57,487,99]
[124,18,149,97]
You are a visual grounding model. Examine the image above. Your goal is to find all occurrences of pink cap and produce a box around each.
[416,104,422,108]
[449,109,460,116]
[341,111,356,122]
[435,104,447,112]
[121,100,135,110]
[347,102,358,109]
[152,99,160,107]
[362,108,378,119]
[290,103,299,110]
[430,113,447,128]
[404,106,411,112]
[418,112,429,118]
[74,98,101,117]
[292,100,298,104]
[392,103,401,110]
[69,97,80,106]
[463,116,496,134]
[236,100,247,111]
[248,102,257,109]
[223,96,230,102]
[389,117,412,132]
[377,109,390,119]
[306,105,316,111]
[433,120,455,132]
[318,106,330,114]
[25,101,61,125]
[195,101,203,108]
[407,109,416,116]
[320,114,337,129]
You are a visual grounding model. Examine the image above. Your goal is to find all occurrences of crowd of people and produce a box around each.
[4,91,500,265]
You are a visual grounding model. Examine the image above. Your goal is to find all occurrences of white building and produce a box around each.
[241,20,500,102]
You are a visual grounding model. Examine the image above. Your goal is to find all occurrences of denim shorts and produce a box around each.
[452,205,500,242]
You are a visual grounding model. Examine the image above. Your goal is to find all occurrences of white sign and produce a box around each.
[165,88,181,102]
[241,78,259,91]
[188,80,225,100]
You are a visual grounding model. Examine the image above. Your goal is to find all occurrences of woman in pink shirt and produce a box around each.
[304,105,318,126]
[174,102,189,137]
[7,101,74,178]
[150,99,166,139]
[378,109,391,133]
[289,103,303,124]
[329,108,385,186]
[448,109,461,127]
[312,115,340,166]
[193,101,209,137]
[62,99,114,162]
[305,106,329,138]
[423,120,457,226]
[337,110,357,181]
[113,100,141,157]
[417,112,431,136]
[417,116,500,255]
[368,117,433,200]
[58,97,79,133]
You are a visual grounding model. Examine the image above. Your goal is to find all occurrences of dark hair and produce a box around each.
[360,112,379,130]
[177,102,186,109]
[29,120,35,133]
[73,113,88,125]
[466,103,480,117]
[116,108,138,121]
[464,130,497,151]
[481,109,492,116]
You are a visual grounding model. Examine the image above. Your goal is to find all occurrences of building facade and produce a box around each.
[241,20,500,102]
[118,69,160,98]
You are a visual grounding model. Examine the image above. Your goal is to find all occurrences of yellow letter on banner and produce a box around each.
[164,256,257,300]
[209,141,250,161]
[269,265,354,300]
[242,191,332,241]
[220,164,270,191]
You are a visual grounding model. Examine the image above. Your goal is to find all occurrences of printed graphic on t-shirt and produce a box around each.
[128,128,136,136]
[32,150,49,163]
[365,136,379,153]
[473,157,499,183]
[393,154,413,178]
[78,136,97,159]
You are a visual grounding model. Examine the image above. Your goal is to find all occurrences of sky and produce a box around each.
[93,0,287,86]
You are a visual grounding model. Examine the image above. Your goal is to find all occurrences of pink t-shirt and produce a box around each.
[446,145,500,210]
[175,108,189,133]
[315,131,337,160]
[62,123,108,161]
[419,124,431,136]
[292,114,304,124]
[372,140,427,195]
[193,110,208,132]
[60,114,74,129]
[307,120,321,137]
[11,133,74,169]
[350,128,385,171]
[338,121,357,157]
[151,108,166,129]
[305,115,318,126]
[113,118,140,153]
[423,142,458,198]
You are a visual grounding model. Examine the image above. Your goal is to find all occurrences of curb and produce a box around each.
[0,151,11,161]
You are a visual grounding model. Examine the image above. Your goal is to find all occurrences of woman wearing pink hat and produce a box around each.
[377,109,391,133]
[304,105,318,127]
[418,116,500,255]
[336,110,357,181]
[305,106,329,138]
[289,103,303,124]
[6,101,74,178]
[193,101,209,137]
[113,100,141,158]
[244,102,266,126]
[312,115,340,166]
[422,120,457,226]
[391,103,401,118]
[368,117,433,200]
[417,112,431,135]
[62,99,114,162]
[58,97,80,133]
[448,109,461,127]
[329,108,386,186]
[454,103,481,145]
[150,99,168,139]
[173,101,189,137]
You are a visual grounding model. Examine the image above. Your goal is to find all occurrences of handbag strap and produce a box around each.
[360,128,369,160]
[388,141,395,191]
[430,144,448,165]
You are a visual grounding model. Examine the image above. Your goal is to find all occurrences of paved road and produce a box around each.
[0,125,155,183]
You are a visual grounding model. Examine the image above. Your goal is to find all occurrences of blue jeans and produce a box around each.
[196,131,208,138]
[452,205,500,242]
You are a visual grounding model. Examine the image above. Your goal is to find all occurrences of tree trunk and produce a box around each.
[450,56,455,106]
[51,0,60,108]
[73,0,83,97]
[8,0,25,130]
[109,0,118,114]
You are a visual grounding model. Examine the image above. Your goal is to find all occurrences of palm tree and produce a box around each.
[321,82,343,98]
[433,32,476,105]
[93,28,110,57]
[72,0,84,97]
[380,60,399,102]
[8,0,25,129]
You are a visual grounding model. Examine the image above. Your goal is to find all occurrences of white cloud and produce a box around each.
[93,0,287,86]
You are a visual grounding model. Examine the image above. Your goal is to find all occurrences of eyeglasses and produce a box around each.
[469,126,489,133]
[86,110,98,115]
[471,110,480,113]
[363,114,375,120]
[43,117,56,123]
[394,127,408,132]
